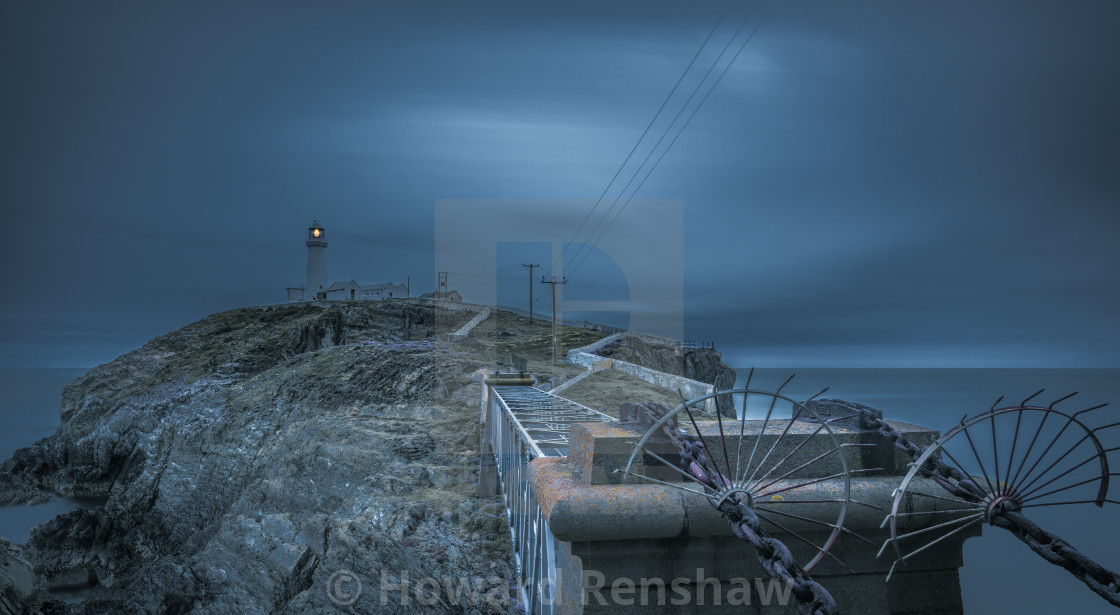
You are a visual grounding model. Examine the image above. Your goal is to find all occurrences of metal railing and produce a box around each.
[486,385,614,614]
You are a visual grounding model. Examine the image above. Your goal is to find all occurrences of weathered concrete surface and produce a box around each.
[533,457,686,542]
[0,301,518,614]
[531,420,981,615]
[534,456,967,542]
[566,418,939,486]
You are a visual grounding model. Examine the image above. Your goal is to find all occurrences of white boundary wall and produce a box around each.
[564,335,717,414]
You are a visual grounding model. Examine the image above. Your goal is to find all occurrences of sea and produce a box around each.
[730,368,1120,615]
[1,366,1117,613]
[0,368,98,545]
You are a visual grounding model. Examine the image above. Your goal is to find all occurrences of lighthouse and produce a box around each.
[306,220,327,300]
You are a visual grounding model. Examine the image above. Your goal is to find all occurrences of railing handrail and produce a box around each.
[492,388,548,459]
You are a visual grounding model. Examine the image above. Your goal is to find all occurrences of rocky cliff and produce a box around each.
[0,301,518,614]
[592,336,737,415]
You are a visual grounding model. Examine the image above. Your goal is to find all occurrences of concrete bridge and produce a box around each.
[479,382,981,615]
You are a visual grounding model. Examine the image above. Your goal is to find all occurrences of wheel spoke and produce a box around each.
[758,468,878,498]
[711,389,736,483]
[618,469,712,497]
[624,384,852,575]
[1020,474,1120,505]
[938,445,993,498]
[1003,407,1026,488]
[744,401,807,488]
[1007,414,1080,497]
[889,507,982,518]
[758,506,873,545]
[752,446,841,494]
[1021,499,1120,509]
[680,397,721,485]
[748,418,835,490]
[639,447,716,487]
[757,511,855,573]
[1014,433,1093,498]
[742,374,794,486]
[733,368,754,485]
[991,409,1002,495]
[890,512,984,544]
[958,419,998,496]
[1013,452,1101,504]
[1007,408,1055,493]
[770,498,883,511]
[903,490,981,507]
[893,517,985,568]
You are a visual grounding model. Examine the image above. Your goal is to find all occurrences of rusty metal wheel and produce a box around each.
[880,390,1120,580]
[619,372,877,572]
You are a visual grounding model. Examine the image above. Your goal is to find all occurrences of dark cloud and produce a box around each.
[1,0,1118,366]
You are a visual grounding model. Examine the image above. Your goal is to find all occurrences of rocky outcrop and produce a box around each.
[0,301,515,614]
[0,539,35,615]
[594,336,737,416]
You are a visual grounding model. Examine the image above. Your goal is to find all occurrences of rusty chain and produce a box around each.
[849,402,1120,608]
[991,510,1120,606]
[627,402,839,615]
[682,438,838,615]
[632,397,1120,609]
[855,410,987,502]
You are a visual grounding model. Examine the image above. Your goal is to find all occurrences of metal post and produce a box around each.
[539,276,566,367]
[523,263,539,323]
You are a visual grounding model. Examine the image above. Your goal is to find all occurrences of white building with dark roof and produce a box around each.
[285,221,408,302]
[322,279,407,301]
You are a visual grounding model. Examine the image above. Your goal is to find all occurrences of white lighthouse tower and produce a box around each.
[306,220,327,300]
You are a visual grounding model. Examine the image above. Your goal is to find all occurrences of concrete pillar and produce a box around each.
[477,374,499,499]
[530,420,981,614]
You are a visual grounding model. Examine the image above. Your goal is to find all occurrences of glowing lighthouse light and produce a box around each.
[306,220,327,299]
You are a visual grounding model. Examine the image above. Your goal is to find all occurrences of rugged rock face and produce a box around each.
[0,301,519,614]
[593,336,737,415]
[0,539,35,615]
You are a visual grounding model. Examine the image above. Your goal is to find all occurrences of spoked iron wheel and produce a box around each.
[880,390,1120,580]
[619,373,878,573]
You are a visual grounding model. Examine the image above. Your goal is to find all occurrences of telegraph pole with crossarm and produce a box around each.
[540,275,567,365]
[522,264,539,323]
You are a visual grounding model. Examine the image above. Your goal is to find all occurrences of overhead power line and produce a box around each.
[563,0,765,277]
[565,0,783,282]
[545,0,739,279]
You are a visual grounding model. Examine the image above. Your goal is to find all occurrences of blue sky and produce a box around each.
[2,0,1118,368]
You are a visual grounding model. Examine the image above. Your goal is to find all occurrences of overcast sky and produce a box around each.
[2,0,1118,368]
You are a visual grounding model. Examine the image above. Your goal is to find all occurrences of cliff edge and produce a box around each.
[0,301,514,614]
[0,301,738,614]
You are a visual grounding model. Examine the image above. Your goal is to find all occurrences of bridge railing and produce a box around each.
[487,388,559,615]
[485,385,615,614]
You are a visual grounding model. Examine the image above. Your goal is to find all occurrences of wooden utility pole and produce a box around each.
[522,264,539,323]
[540,275,567,365]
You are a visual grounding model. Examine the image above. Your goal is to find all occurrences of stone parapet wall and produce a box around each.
[566,335,718,414]
[528,419,978,615]
[450,305,490,338]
